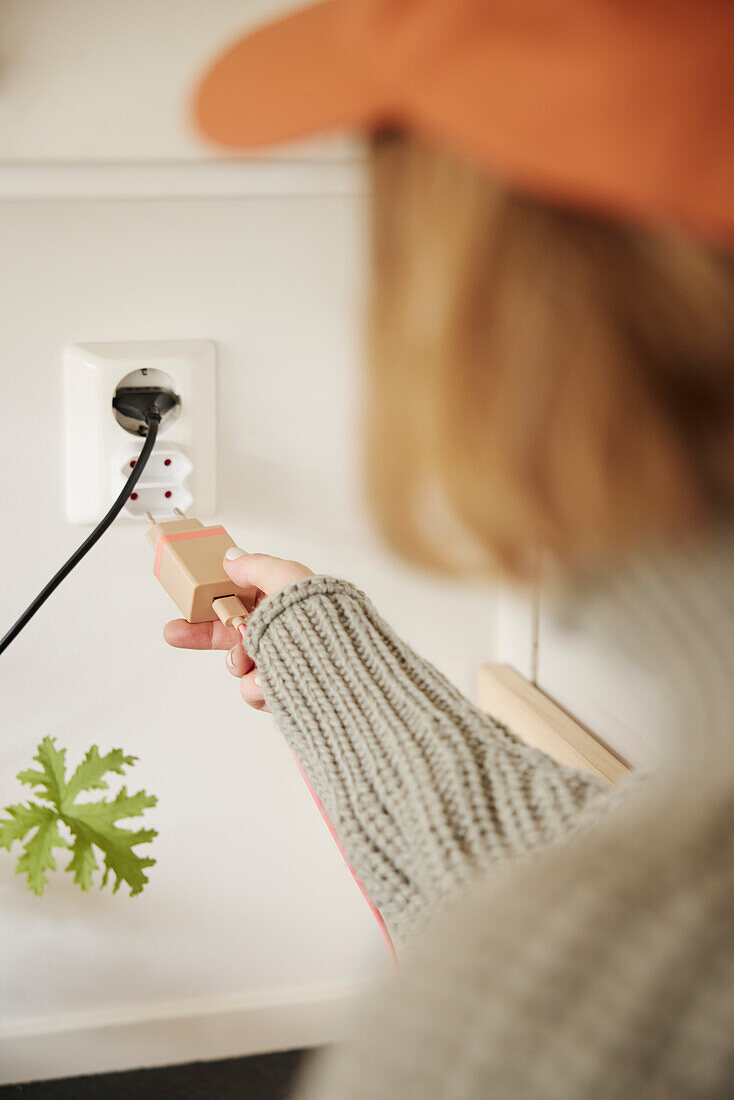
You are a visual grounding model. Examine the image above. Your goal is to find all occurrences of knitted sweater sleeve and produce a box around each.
[295,753,734,1100]
[245,576,606,939]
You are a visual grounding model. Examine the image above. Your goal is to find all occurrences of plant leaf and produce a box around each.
[15,813,69,896]
[64,746,137,805]
[65,835,99,891]
[2,740,157,897]
[14,769,48,789]
[17,737,67,809]
[64,788,158,897]
[0,802,49,851]
[68,787,157,827]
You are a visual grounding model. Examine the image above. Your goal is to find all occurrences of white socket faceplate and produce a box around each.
[63,340,216,524]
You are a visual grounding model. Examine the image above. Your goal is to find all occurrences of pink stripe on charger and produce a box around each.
[154,526,228,578]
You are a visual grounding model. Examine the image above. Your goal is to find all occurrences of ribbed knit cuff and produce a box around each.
[246,576,366,661]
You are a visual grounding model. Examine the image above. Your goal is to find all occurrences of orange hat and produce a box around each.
[194,0,734,243]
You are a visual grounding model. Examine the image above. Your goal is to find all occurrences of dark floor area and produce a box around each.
[0,1049,309,1100]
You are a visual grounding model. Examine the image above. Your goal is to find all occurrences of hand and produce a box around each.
[163,549,313,711]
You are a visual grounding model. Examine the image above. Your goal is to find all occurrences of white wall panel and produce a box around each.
[1,0,357,163]
[536,591,678,770]
[0,193,497,1081]
[0,4,502,1080]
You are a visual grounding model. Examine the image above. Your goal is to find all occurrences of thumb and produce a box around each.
[223,548,313,598]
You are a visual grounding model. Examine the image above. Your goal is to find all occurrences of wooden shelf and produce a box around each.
[477,663,631,786]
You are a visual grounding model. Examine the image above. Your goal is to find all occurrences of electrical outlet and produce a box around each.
[123,483,194,519]
[63,340,216,524]
[114,441,194,519]
[116,441,193,486]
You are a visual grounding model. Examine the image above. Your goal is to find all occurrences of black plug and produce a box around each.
[112,386,179,435]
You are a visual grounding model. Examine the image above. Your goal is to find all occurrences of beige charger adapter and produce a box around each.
[146,511,250,628]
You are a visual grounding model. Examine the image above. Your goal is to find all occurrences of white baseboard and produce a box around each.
[0,985,364,1086]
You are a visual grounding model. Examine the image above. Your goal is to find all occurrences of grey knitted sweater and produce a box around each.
[245,555,734,1098]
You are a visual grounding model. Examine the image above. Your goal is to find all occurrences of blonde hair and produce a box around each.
[365,130,734,577]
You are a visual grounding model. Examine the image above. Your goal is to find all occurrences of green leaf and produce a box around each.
[101,836,157,897]
[69,787,157,827]
[65,788,158,897]
[2,740,157,897]
[15,813,69,896]
[14,769,48,789]
[17,737,67,809]
[65,835,98,892]
[64,746,137,805]
[0,802,50,850]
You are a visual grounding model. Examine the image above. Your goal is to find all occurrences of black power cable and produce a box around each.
[0,412,162,657]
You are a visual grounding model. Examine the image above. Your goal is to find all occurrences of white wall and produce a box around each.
[0,190,498,1085]
[492,570,693,772]
[0,6,499,1081]
[1,0,353,163]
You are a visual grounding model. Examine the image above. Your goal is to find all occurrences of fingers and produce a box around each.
[165,611,270,713]
[223,549,313,599]
[163,618,240,651]
[225,643,254,678]
[165,546,306,718]
[225,647,269,712]
[239,667,268,711]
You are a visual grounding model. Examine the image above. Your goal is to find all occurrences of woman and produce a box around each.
[165,2,734,1095]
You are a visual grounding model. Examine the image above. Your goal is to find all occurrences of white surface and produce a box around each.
[63,340,216,524]
[535,601,673,769]
[0,193,498,1080]
[492,585,538,683]
[0,985,360,1086]
[0,0,359,164]
[0,160,366,201]
[493,578,667,769]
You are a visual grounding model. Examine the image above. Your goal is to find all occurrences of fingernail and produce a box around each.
[225,546,247,560]
[254,676,261,687]
[226,648,237,670]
